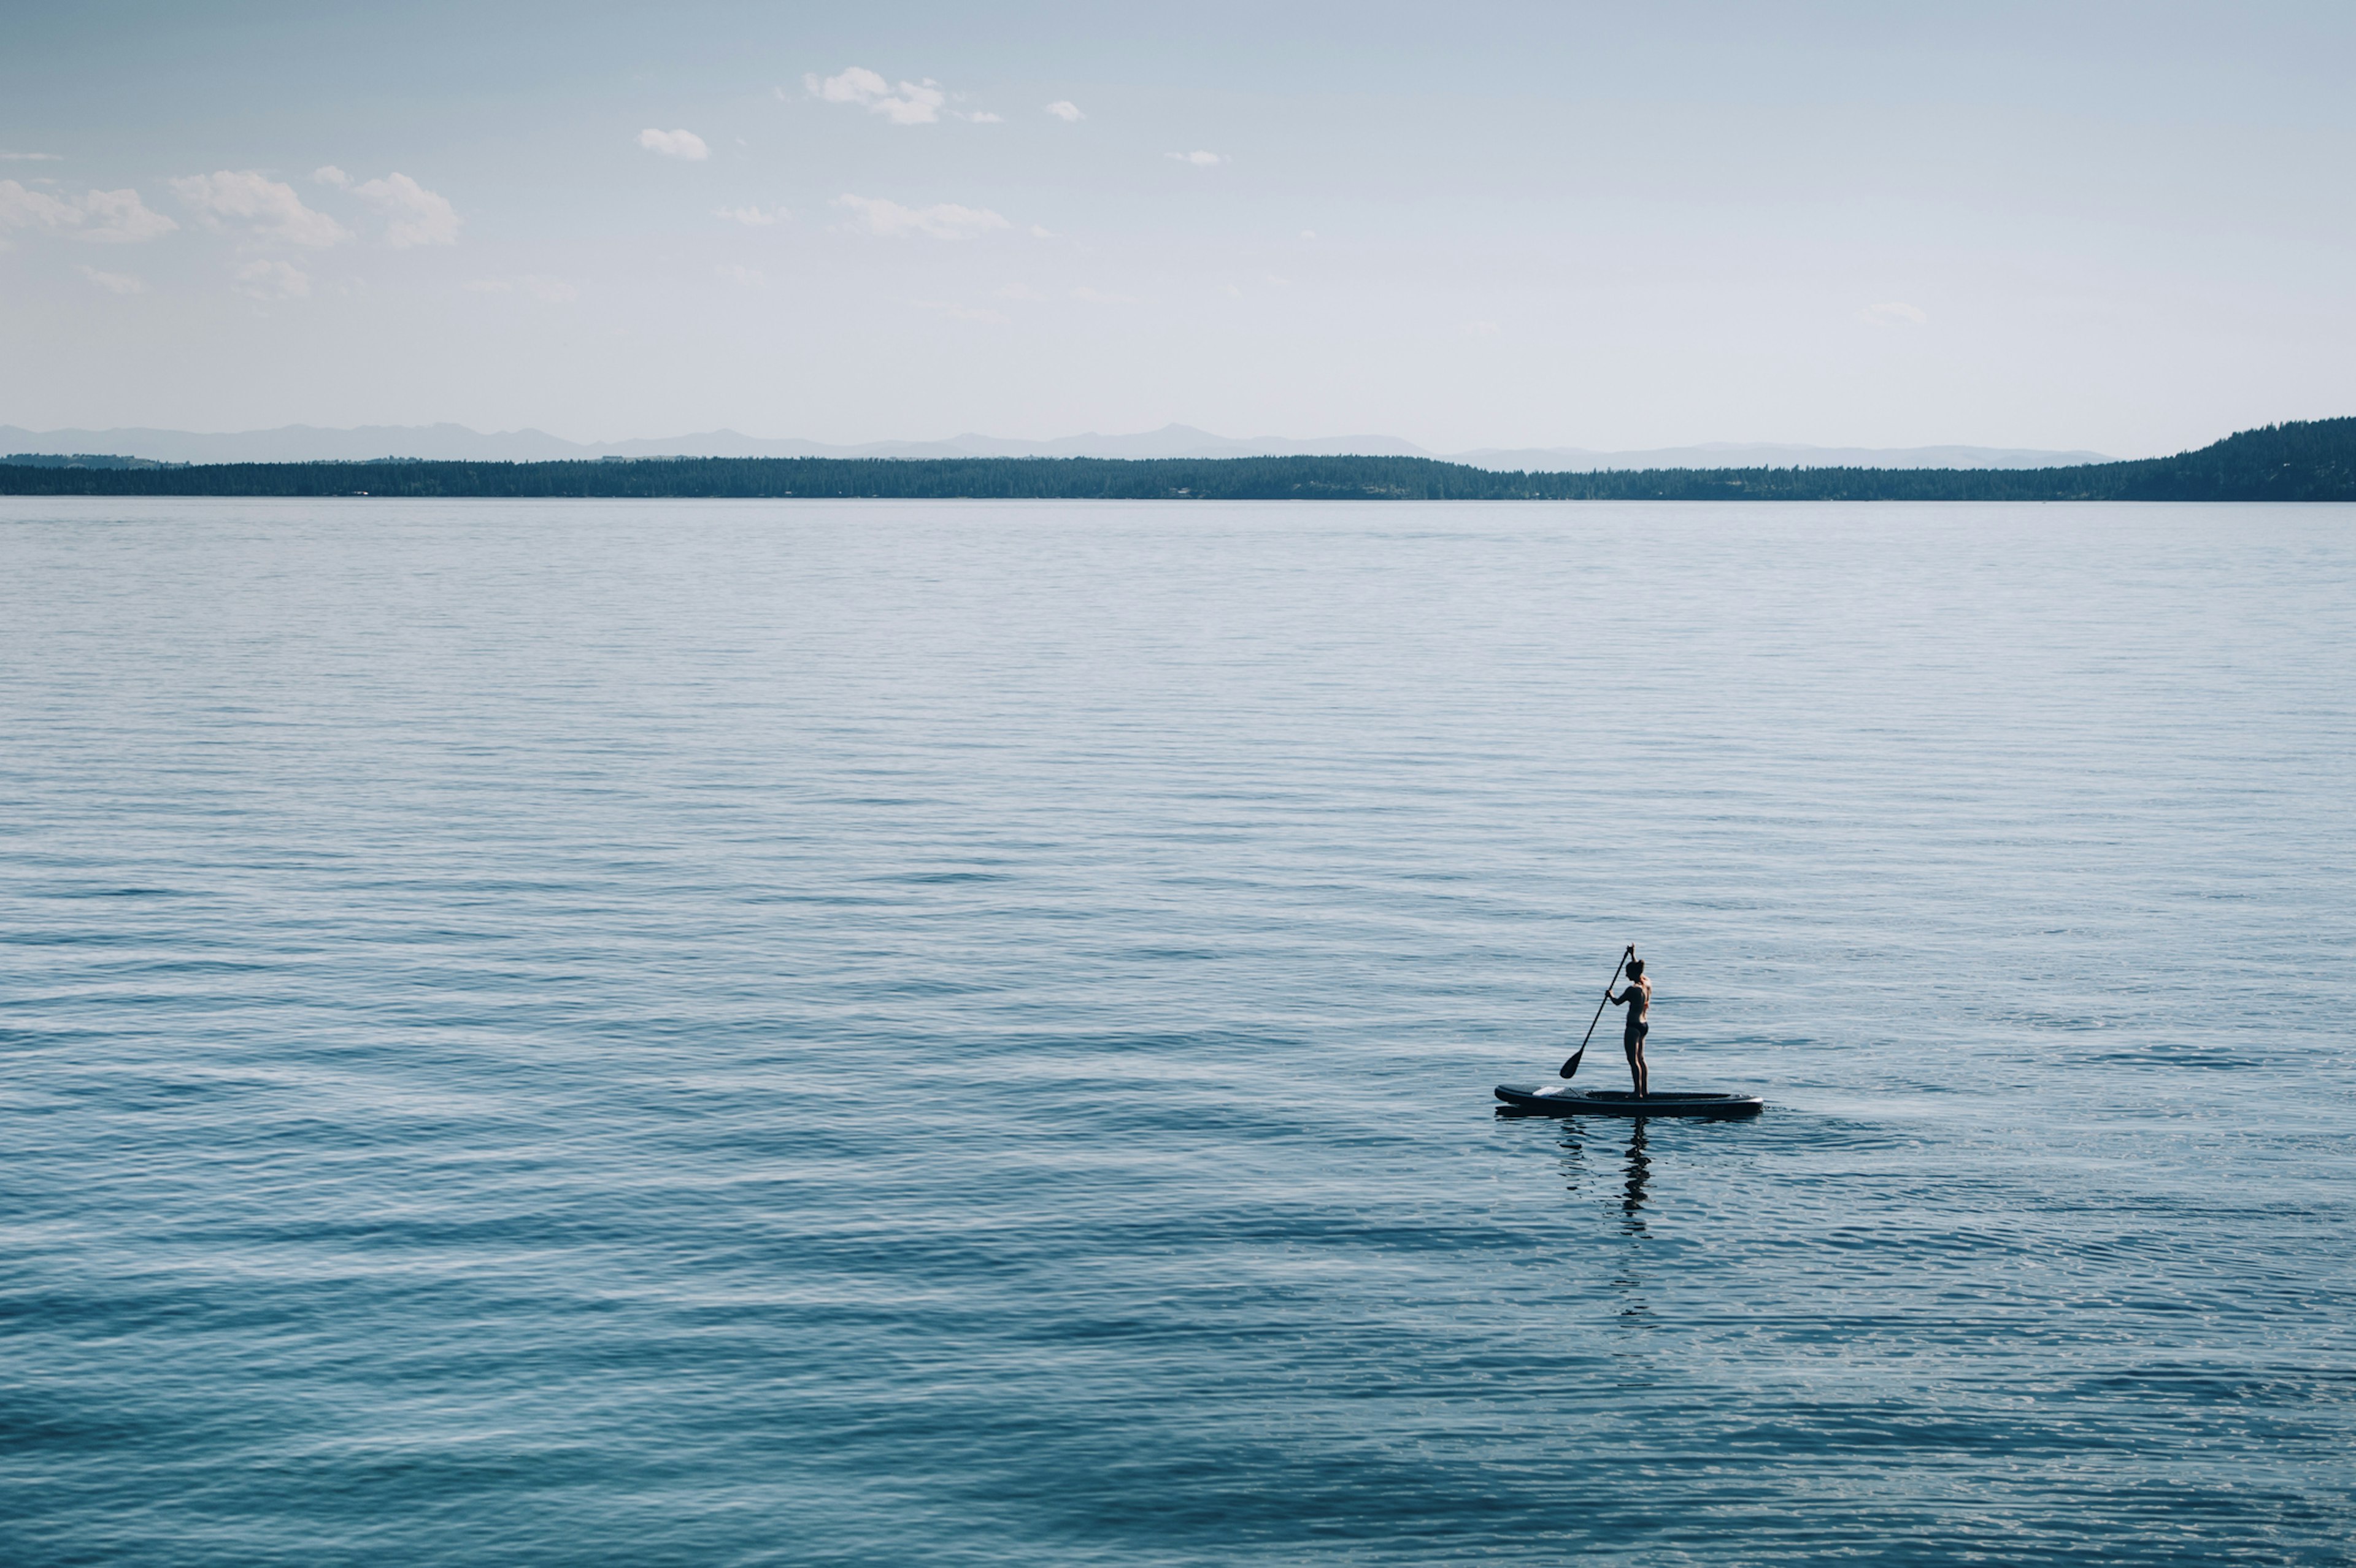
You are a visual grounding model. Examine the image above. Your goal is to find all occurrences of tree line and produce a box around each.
[3,417,2349,502]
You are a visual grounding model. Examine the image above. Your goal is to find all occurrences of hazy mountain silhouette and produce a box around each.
[1,421,2111,471]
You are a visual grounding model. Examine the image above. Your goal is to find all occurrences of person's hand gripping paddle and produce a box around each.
[1560,945,1634,1080]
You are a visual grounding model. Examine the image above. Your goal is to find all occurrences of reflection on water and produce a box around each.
[1553,1116,1657,1232]
[1620,1119,1651,1230]
[1614,1124,1655,1331]
[1554,1118,1659,1331]
[1555,1124,1588,1196]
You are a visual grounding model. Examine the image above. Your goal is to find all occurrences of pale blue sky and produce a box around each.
[4,1,2350,453]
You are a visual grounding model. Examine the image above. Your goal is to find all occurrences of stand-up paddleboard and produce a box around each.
[1495,1083,1763,1118]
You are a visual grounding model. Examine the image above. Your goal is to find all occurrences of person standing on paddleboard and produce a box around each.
[1606,958,1652,1097]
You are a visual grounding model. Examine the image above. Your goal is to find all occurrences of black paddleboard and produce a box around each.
[1495,1083,1763,1118]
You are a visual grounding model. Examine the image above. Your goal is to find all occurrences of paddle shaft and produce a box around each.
[1579,946,1634,1053]
[1560,945,1633,1079]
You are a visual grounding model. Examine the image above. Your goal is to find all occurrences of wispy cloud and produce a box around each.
[464,275,580,303]
[351,173,460,247]
[638,128,710,161]
[234,258,310,300]
[0,181,78,235]
[958,110,1003,124]
[79,188,177,242]
[1,151,64,162]
[834,194,1009,240]
[1071,286,1136,304]
[808,67,945,126]
[306,166,460,245]
[1044,101,1084,123]
[1,179,178,242]
[715,204,788,226]
[716,263,764,287]
[1166,150,1224,166]
[172,171,348,247]
[1860,301,1928,327]
[77,264,145,294]
[1462,319,1501,338]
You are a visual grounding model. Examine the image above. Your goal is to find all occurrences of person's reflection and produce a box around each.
[1612,1120,1655,1325]
[1620,1119,1651,1235]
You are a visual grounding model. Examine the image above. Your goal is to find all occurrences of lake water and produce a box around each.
[4,498,2352,1566]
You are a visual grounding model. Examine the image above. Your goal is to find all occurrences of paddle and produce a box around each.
[1560,945,1634,1080]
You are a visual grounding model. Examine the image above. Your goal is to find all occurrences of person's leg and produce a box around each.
[1628,1029,1649,1096]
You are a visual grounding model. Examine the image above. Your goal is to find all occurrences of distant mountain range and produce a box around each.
[0,421,2114,472]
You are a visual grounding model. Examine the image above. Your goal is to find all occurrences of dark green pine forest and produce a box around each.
[4,416,2352,502]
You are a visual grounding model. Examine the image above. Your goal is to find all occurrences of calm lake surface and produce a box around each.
[4,498,2352,1566]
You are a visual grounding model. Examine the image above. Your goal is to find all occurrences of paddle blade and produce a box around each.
[1558,1048,1584,1080]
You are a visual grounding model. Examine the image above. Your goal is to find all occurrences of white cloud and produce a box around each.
[1300,229,1316,240]
[79,188,178,242]
[807,67,945,126]
[173,171,349,247]
[715,204,788,226]
[833,193,1008,240]
[464,274,580,303]
[1166,150,1224,166]
[0,179,78,233]
[312,165,352,187]
[958,110,1004,123]
[915,299,1010,324]
[77,264,145,294]
[1071,286,1136,304]
[1,179,178,243]
[1044,101,1084,123]
[639,128,710,161]
[1861,301,1928,327]
[1030,224,1054,239]
[352,172,461,247]
[234,258,310,299]
[716,263,764,286]
[811,66,886,102]
[1,151,64,161]
[1462,319,1501,338]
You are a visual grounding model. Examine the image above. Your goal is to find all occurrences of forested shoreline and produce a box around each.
[5,417,2350,502]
